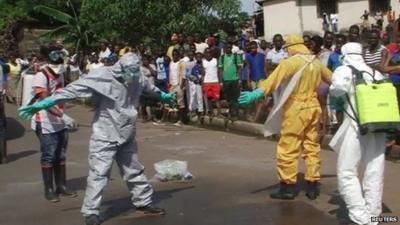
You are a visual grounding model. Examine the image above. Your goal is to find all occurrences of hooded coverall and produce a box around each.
[50,54,160,216]
[258,44,332,184]
[330,43,385,225]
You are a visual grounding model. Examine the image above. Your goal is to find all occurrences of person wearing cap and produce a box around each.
[329,42,386,225]
[239,34,332,200]
[18,52,176,225]
[27,44,78,202]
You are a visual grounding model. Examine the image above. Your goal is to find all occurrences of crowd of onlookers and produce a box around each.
[2,17,400,145]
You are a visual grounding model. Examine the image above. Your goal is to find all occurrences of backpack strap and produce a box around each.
[27,66,54,105]
[343,65,370,134]
[343,93,360,124]
[347,65,376,82]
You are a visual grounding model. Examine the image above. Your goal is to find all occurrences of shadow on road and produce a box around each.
[250,173,336,195]
[67,176,88,192]
[100,185,195,223]
[328,190,393,224]
[6,117,25,141]
[6,149,38,163]
[328,191,349,223]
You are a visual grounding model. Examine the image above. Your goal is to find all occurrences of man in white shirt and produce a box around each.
[99,41,111,62]
[169,50,186,126]
[330,14,339,33]
[266,34,288,74]
[194,33,209,54]
[32,44,77,202]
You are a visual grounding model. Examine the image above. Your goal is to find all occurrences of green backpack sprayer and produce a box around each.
[345,65,400,135]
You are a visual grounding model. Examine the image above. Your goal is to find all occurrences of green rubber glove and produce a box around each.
[238,88,264,106]
[160,91,177,106]
[18,97,56,120]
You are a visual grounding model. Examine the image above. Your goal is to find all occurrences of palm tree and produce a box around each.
[34,0,91,53]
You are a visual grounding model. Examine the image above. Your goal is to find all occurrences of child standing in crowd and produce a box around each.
[219,42,242,120]
[245,41,267,122]
[186,51,204,120]
[169,49,186,126]
[203,48,221,117]
[155,49,169,92]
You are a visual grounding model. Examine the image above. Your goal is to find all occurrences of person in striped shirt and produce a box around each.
[363,29,389,71]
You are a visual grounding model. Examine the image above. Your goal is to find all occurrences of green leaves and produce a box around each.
[80,0,245,46]
[1,0,248,54]
[33,5,74,24]
[33,0,92,53]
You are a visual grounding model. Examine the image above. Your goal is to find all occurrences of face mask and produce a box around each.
[48,50,65,64]
[122,65,141,83]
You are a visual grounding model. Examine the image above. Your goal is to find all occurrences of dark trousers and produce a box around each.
[224,80,241,117]
[35,123,68,167]
[0,95,6,163]
[155,79,168,93]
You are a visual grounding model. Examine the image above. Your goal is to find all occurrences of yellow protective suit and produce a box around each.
[258,34,332,184]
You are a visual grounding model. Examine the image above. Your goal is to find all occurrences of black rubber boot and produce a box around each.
[136,204,166,216]
[270,183,296,200]
[305,181,320,200]
[0,119,7,164]
[0,134,6,164]
[41,167,60,202]
[85,214,100,225]
[54,164,77,197]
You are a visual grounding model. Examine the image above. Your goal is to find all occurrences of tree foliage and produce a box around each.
[34,0,93,53]
[80,0,247,46]
[0,0,249,54]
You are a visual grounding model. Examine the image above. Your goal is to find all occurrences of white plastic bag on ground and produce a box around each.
[153,159,193,182]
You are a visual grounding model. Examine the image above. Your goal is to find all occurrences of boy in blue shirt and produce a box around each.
[187,52,205,122]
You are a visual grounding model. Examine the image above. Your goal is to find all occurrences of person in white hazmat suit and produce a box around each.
[329,42,386,225]
[18,52,176,225]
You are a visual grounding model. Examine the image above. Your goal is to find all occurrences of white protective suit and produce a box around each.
[51,53,160,216]
[329,43,386,225]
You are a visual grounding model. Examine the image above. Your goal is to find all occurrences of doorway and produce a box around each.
[369,0,390,12]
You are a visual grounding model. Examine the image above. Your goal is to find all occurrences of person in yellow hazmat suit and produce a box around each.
[239,34,332,200]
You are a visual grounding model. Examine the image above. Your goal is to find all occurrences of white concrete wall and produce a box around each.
[337,0,369,31]
[263,0,301,40]
[300,0,322,35]
[391,0,400,11]
[261,0,382,41]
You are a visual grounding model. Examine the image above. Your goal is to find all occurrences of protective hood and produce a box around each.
[341,42,368,71]
[285,34,311,56]
[112,52,142,82]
